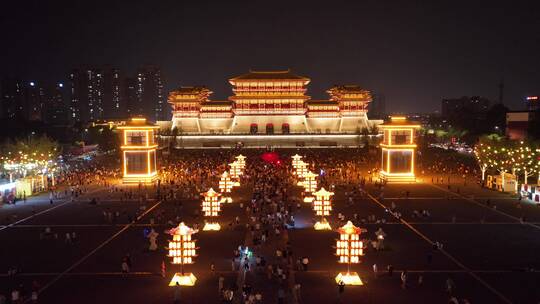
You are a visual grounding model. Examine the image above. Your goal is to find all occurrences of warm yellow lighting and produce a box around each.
[202,222,221,231]
[292,154,303,168]
[219,171,233,193]
[169,273,197,286]
[314,218,332,230]
[303,196,314,203]
[313,187,334,230]
[302,171,318,193]
[379,116,418,183]
[202,188,221,217]
[335,272,363,286]
[229,161,243,179]
[235,155,246,169]
[120,117,158,184]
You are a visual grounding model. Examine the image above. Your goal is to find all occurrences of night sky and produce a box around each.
[1,0,539,112]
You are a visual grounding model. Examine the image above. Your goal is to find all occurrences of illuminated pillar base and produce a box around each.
[169,272,197,286]
[233,181,241,187]
[314,218,332,230]
[297,181,304,186]
[202,222,221,231]
[335,272,363,285]
[122,173,158,184]
[303,196,314,203]
[379,171,415,183]
[220,197,233,203]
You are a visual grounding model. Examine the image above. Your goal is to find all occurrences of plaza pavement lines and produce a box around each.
[384,197,515,200]
[429,183,540,232]
[31,199,163,299]
[0,187,106,233]
[3,269,538,277]
[10,221,540,229]
[366,192,514,304]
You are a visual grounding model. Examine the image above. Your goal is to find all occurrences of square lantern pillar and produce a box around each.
[379,116,421,183]
[118,117,159,184]
[313,187,333,230]
[167,222,198,286]
[335,221,365,285]
[202,188,221,231]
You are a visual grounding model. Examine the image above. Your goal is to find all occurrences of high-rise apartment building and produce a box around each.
[69,67,124,122]
[136,65,165,121]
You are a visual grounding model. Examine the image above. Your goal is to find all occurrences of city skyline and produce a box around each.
[1,1,539,113]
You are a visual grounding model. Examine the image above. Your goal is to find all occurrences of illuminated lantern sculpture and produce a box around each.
[219,171,234,203]
[118,117,159,184]
[229,161,243,186]
[202,188,221,231]
[335,221,365,285]
[291,154,303,169]
[167,222,198,286]
[379,116,421,183]
[295,161,309,179]
[312,187,333,230]
[301,171,318,203]
[235,155,246,170]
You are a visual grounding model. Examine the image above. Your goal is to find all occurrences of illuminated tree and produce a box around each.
[0,135,60,178]
[509,141,540,184]
[473,142,490,181]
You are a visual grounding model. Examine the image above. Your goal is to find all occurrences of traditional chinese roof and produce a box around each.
[337,221,362,235]
[117,117,159,129]
[327,85,372,101]
[379,116,421,128]
[229,69,310,82]
[168,86,212,103]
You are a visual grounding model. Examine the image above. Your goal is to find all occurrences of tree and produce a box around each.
[474,138,493,181]
[0,135,60,177]
[509,141,540,185]
[474,134,513,187]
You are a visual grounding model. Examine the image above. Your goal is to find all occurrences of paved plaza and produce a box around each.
[1,151,539,304]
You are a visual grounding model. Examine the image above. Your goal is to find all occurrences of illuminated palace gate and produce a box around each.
[166,70,382,147]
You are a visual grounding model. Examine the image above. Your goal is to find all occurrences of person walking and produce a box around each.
[218,276,224,295]
[400,270,408,289]
[337,280,345,302]
[372,263,378,278]
[173,282,181,304]
[302,257,309,271]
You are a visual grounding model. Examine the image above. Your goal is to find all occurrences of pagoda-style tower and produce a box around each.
[327,85,372,132]
[118,117,159,184]
[168,87,212,131]
[379,116,421,183]
[228,70,311,133]
[327,85,371,117]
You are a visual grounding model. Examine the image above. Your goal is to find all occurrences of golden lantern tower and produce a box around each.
[118,117,159,184]
[335,221,365,285]
[167,222,198,286]
[219,171,234,203]
[235,155,246,170]
[291,154,303,169]
[229,161,243,185]
[202,188,221,231]
[379,116,421,183]
[295,161,309,180]
[301,171,318,203]
[312,187,333,230]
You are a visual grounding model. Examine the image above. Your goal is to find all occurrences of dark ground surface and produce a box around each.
[1,157,539,303]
